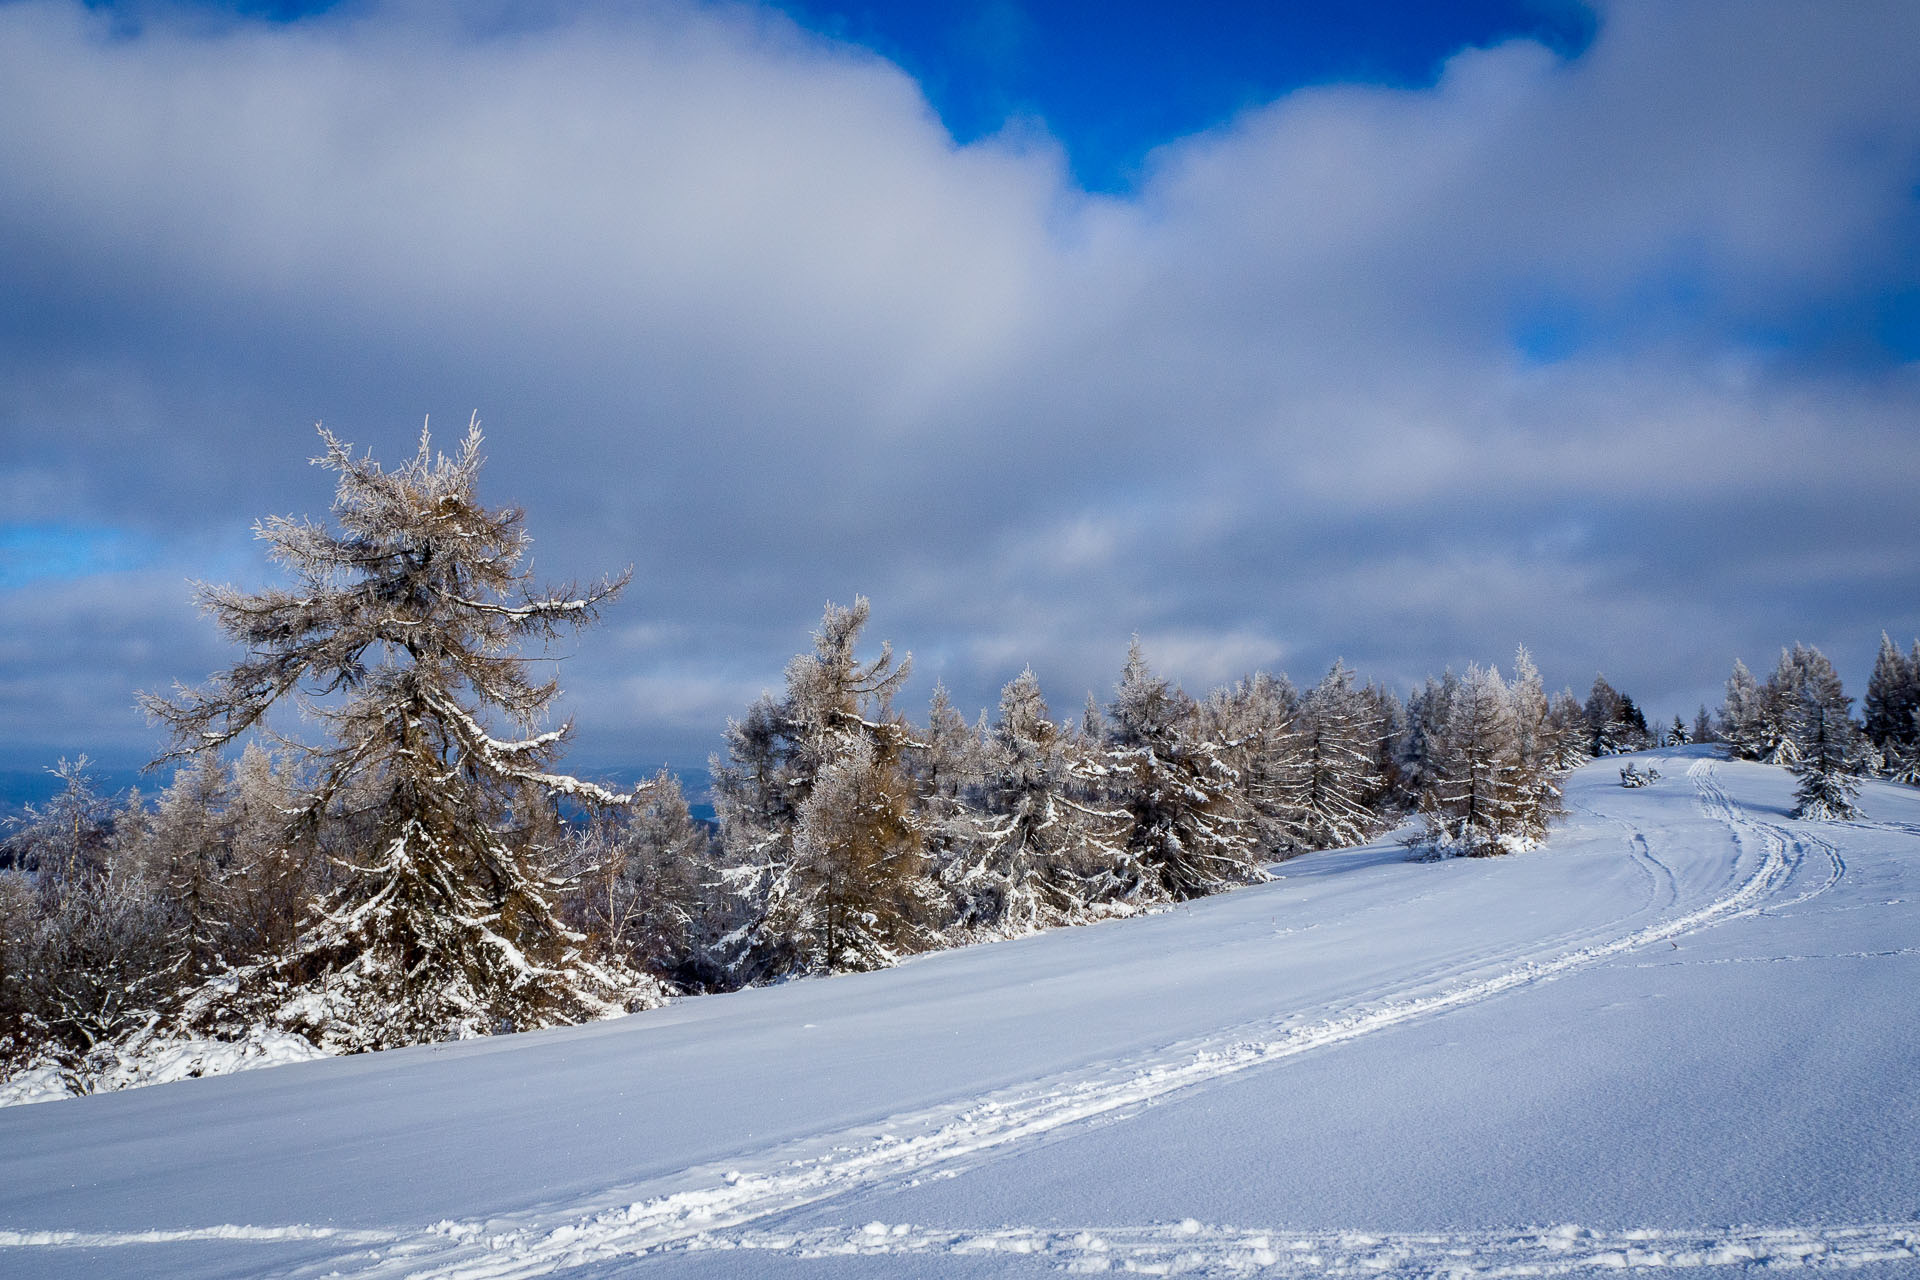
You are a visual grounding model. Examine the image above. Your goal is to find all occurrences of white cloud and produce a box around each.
[1,0,1917,767]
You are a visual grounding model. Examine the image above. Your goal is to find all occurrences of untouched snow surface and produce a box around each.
[2,747,1917,1278]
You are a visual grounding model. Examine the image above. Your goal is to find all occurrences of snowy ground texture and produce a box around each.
[2,746,1917,1279]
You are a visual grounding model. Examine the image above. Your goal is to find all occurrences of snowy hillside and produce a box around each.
[2,747,1917,1278]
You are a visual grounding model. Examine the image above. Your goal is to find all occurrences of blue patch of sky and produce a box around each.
[768,0,1597,190]
[0,523,153,589]
[71,0,1597,192]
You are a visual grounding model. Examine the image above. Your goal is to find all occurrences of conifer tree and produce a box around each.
[1103,640,1258,898]
[1508,648,1566,831]
[1422,664,1533,854]
[909,682,986,902]
[1202,672,1305,856]
[565,769,717,988]
[1291,661,1383,849]
[143,422,645,1053]
[1692,704,1715,747]
[1720,659,1767,759]
[1786,649,1863,820]
[711,598,934,976]
[1864,633,1919,774]
[947,669,1130,931]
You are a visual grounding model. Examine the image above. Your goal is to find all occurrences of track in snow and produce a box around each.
[266,758,1818,1279]
[0,758,1885,1279]
[619,1216,1920,1275]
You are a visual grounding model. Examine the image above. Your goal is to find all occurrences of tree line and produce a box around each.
[0,426,1904,1087]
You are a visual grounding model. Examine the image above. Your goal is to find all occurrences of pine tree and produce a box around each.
[1668,715,1690,746]
[143,421,646,1054]
[1692,704,1715,747]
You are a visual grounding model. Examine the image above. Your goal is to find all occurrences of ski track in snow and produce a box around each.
[279,758,1836,1279]
[6,758,1899,1279]
[601,1217,1920,1275]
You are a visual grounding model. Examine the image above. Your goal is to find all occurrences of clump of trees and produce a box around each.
[1712,638,1920,821]
[15,423,1767,1088]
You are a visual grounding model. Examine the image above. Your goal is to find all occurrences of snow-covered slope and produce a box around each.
[3,747,1917,1278]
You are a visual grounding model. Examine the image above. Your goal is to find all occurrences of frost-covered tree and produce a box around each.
[1787,650,1863,820]
[1583,675,1650,756]
[1864,634,1919,776]
[0,762,173,1068]
[142,751,236,975]
[712,598,935,977]
[1420,664,1538,855]
[1507,648,1566,832]
[1401,671,1457,811]
[1720,659,1768,759]
[1203,672,1306,856]
[957,668,1134,931]
[143,422,645,1054]
[0,757,116,885]
[908,682,986,899]
[563,769,718,989]
[1103,640,1258,899]
[1291,661,1383,849]
[1692,704,1715,747]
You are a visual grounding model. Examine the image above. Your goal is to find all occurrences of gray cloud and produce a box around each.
[1,0,1917,778]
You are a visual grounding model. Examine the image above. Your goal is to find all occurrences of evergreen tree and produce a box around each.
[1692,704,1715,746]
[143,422,645,1054]
[1668,715,1690,746]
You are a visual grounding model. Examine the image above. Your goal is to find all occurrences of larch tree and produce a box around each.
[1785,646,1863,820]
[1720,659,1768,759]
[711,598,934,976]
[1422,664,1531,855]
[1864,633,1919,777]
[1291,661,1383,850]
[1202,672,1305,856]
[143,421,649,1054]
[956,668,1131,931]
[1104,640,1258,900]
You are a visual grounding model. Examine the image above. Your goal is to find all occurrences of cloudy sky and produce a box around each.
[2,0,1917,782]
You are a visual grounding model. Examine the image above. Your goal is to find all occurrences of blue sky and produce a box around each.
[3,0,1918,778]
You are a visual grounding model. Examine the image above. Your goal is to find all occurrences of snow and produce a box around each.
[0,1026,328,1108]
[2,746,1917,1278]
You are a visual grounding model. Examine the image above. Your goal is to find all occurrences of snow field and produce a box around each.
[1,749,1916,1278]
